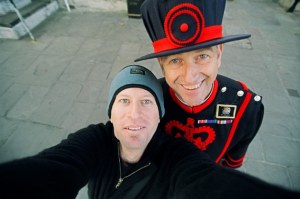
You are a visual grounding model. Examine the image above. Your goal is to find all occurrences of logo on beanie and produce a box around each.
[164,3,204,46]
[130,68,145,75]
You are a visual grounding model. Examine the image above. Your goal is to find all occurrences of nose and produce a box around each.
[182,60,198,82]
[128,101,142,119]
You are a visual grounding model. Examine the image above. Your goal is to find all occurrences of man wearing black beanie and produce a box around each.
[0,65,299,199]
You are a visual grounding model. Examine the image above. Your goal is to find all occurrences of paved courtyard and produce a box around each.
[0,0,299,197]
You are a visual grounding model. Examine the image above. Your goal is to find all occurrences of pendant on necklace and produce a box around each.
[115,178,123,189]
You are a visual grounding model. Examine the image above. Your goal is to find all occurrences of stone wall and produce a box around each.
[0,0,32,15]
[279,0,293,8]
[279,0,299,11]
[57,0,127,11]
[56,0,299,12]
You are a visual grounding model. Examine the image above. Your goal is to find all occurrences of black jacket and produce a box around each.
[0,122,298,199]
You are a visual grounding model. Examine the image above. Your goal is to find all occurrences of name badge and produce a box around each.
[216,104,237,119]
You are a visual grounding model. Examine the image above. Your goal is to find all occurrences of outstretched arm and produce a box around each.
[0,123,112,199]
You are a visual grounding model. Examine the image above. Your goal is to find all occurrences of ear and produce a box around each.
[217,44,223,69]
[157,58,165,76]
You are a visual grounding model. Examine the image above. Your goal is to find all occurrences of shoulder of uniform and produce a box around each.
[217,74,246,90]
[217,75,263,104]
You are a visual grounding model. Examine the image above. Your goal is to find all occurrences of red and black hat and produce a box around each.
[135,0,250,62]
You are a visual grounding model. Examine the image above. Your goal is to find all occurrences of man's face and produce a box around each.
[111,88,160,156]
[159,45,223,106]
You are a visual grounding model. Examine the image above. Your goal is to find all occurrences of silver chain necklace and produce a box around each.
[115,144,151,189]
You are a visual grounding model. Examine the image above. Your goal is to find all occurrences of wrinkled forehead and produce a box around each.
[158,45,219,61]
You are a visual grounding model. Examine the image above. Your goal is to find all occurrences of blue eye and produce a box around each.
[142,99,152,105]
[196,54,211,65]
[120,99,130,103]
[170,59,181,64]
[199,54,208,59]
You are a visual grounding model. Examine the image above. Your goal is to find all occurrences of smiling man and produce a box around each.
[0,65,299,199]
[158,46,221,106]
[110,87,160,163]
[135,0,264,168]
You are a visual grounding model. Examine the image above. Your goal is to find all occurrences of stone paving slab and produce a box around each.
[30,81,82,127]
[0,121,67,163]
[244,160,292,189]
[0,83,29,116]
[6,85,49,120]
[0,0,299,198]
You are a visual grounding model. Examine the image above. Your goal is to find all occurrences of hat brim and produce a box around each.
[135,34,251,62]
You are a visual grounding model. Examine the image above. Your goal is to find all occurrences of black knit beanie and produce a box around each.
[107,65,165,119]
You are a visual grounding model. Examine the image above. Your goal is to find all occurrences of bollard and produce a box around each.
[127,0,145,18]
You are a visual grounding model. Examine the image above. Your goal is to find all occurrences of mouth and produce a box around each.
[125,126,145,131]
[181,81,203,90]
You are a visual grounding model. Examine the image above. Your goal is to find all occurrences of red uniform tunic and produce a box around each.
[159,74,264,168]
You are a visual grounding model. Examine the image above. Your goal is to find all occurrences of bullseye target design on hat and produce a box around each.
[164,3,204,46]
